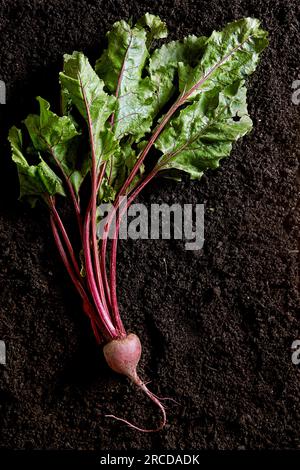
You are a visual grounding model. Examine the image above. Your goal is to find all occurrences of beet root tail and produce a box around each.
[106,377,167,433]
[103,333,167,432]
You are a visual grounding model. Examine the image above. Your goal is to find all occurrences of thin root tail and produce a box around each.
[105,377,167,433]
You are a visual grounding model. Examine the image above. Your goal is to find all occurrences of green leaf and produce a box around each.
[149,35,207,113]
[155,80,253,179]
[114,144,144,193]
[9,126,65,207]
[99,142,144,203]
[95,17,205,142]
[136,13,168,47]
[24,97,85,195]
[95,20,147,94]
[153,18,268,179]
[98,178,117,203]
[95,15,164,188]
[95,19,157,140]
[178,18,268,100]
[60,51,116,166]
[25,97,79,151]
[9,15,268,215]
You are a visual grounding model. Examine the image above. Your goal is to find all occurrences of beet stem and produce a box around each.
[109,167,158,332]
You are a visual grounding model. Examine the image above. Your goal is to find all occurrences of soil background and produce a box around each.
[0,0,299,450]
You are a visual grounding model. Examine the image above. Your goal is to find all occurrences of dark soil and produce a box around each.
[0,0,299,450]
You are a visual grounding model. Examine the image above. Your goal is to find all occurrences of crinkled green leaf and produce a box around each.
[9,14,268,215]
[98,178,117,203]
[95,19,155,140]
[113,144,144,194]
[149,35,207,113]
[9,126,65,207]
[95,20,148,94]
[153,18,268,179]
[99,143,144,203]
[136,13,168,47]
[59,51,116,166]
[155,80,253,178]
[178,18,268,100]
[95,17,205,142]
[94,17,207,196]
[96,127,122,187]
[24,97,85,195]
[24,97,79,151]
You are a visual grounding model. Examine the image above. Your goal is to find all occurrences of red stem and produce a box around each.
[83,209,117,340]
[117,97,182,200]
[79,76,113,320]
[85,183,110,314]
[50,213,103,343]
[48,147,83,238]
[109,168,159,327]
[49,197,81,278]
[100,216,113,316]
[80,82,102,295]
[100,96,183,315]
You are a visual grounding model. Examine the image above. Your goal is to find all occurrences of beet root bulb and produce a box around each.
[103,333,166,432]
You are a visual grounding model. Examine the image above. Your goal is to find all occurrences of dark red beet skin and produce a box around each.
[103,333,142,382]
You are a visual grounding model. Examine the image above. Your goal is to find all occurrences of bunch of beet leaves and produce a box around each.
[9,14,268,431]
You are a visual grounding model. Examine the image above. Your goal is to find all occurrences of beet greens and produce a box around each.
[9,14,268,431]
